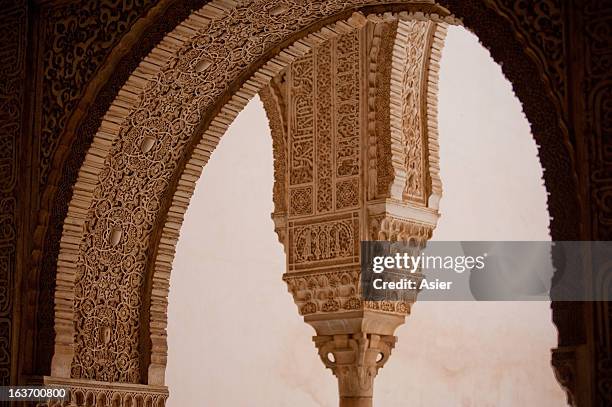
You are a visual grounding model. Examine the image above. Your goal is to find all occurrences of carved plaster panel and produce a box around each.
[263,16,443,330]
[37,377,168,407]
[39,0,158,186]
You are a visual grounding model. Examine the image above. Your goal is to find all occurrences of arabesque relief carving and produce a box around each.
[39,0,158,186]
[262,14,445,405]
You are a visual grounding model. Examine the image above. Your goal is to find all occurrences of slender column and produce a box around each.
[260,12,447,406]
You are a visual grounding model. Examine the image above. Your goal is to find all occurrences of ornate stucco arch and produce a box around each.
[36,0,583,405]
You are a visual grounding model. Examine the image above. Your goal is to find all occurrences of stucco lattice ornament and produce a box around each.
[260,13,445,406]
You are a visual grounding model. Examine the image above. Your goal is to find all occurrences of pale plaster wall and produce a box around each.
[166,26,567,406]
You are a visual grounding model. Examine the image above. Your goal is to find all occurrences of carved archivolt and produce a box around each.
[0,0,26,385]
[388,18,445,207]
[51,0,456,388]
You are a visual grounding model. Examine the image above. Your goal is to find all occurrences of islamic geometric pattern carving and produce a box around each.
[286,30,361,218]
[39,0,157,185]
[262,16,444,321]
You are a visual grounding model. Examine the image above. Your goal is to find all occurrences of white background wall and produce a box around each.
[165,26,567,406]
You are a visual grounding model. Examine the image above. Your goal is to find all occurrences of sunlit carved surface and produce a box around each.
[260,15,445,404]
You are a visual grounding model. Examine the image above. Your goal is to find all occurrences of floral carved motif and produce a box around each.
[290,187,314,216]
[39,0,158,185]
[401,20,428,203]
[290,54,316,187]
[37,377,168,407]
[334,30,361,200]
[284,270,361,316]
[316,44,334,214]
[391,19,432,204]
[290,217,359,266]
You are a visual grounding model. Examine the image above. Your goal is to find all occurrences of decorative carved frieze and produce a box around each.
[284,269,361,316]
[288,214,360,269]
[36,377,168,407]
[368,214,434,244]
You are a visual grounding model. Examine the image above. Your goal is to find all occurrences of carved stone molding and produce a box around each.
[36,376,168,407]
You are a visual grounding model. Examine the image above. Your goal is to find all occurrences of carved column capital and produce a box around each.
[314,333,396,405]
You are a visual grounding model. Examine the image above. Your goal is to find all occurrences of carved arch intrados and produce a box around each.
[48,0,578,391]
